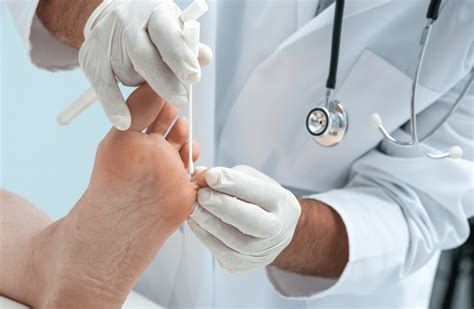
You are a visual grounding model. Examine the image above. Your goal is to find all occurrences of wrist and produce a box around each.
[36,0,102,49]
[271,198,311,270]
[272,198,348,278]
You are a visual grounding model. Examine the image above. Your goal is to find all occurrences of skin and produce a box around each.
[272,199,349,277]
[36,0,102,49]
[0,84,200,307]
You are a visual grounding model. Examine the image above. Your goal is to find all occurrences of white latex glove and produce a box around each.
[188,166,301,274]
[79,0,212,130]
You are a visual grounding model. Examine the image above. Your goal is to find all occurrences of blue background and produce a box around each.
[1,4,132,219]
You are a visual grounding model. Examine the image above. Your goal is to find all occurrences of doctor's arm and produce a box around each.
[267,2,474,297]
[270,133,471,297]
[35,0,100,49]
[270,87,474,296]
[0,84,200,307]
[271,198,348,277]
[189,83,473,296]
[189,165,349,276]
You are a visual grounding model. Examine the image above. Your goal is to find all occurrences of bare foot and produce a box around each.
[37,84,200,307]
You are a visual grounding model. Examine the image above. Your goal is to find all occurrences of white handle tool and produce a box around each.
[57,87,97,125]
[183,21,200,175]
[57,0,208,128]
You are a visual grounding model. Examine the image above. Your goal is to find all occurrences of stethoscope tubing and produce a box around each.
[308,0,472,159]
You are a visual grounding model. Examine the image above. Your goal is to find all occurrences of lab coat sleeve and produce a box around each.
[266,79,474,297]
[5,0,79,71]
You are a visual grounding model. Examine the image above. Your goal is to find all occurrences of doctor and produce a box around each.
[6,0,474,308]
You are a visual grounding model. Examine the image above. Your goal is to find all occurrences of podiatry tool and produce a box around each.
[56,0,209,129]
[306,0,473,159]
[183,20,201,174]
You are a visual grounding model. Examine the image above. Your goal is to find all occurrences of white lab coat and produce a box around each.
[6,0,473,307]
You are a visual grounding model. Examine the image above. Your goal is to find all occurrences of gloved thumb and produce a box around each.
[94,79,132,131]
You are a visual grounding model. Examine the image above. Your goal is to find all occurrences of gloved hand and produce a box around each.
[79,0,212,130]
[188,165,301,274]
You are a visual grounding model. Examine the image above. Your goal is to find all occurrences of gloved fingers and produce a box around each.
[197,188,280,238]
[110,39,143,87]
[179,141,201,168]
[126,83,166,132]
[79,37,131,131]
[232,165,280,185]
[165,117,189,151]
[110,57,145,87]
[189,217,272,274]
[127,30,188,107]
[148,4,201,84]
[198,43,213,67]
[204,167,289,211]
[146,103,178,135]
[190,203,292,262]
[96,76,131,131]
[188,218,257,274]
[190,205,270,255]
[191,205,292,258]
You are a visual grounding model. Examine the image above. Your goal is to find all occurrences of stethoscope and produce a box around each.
[306,0,473,159]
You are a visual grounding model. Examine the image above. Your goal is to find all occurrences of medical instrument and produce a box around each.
[305,0,347,147]
[183,21,201,175]
[56,0,209,128]
[306,0,473,159]
[368,14,472,159]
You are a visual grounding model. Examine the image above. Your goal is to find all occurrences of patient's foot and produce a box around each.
[38,84,200,307]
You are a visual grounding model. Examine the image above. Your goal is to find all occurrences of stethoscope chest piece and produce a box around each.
[306,101,348,147]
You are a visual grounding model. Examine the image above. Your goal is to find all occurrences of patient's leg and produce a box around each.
[0,190,52,305]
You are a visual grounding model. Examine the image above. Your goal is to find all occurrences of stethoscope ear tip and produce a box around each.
[448,146,463,159]
[368,113,383,128]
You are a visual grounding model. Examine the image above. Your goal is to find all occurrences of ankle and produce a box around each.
[32,218,127,308]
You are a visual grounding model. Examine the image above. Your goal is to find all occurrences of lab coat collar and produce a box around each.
[291,0,392,52]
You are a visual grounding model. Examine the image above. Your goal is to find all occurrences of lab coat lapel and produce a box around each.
[296,0,320,29]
